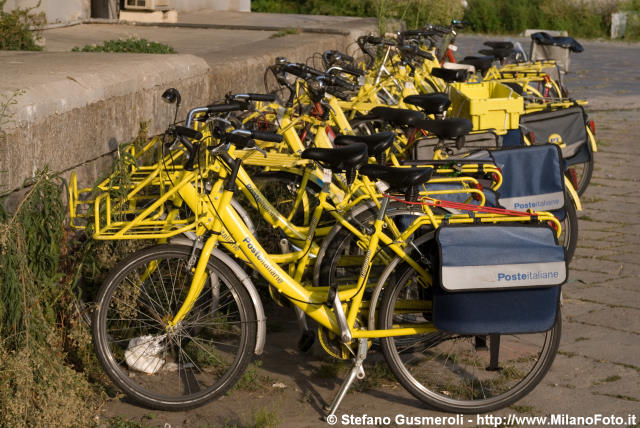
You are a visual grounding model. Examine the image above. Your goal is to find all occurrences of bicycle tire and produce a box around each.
[93,244,257,411]
[559,191,578,264]
[566,155,594,197]
[377,234,562,413]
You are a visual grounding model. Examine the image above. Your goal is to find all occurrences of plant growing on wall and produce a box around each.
[72,37,175,53]
[0,0,46,51]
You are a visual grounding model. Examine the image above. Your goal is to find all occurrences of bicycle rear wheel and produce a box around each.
[378,238,561,413]
[93,245,257,411]
[566,156,593,197]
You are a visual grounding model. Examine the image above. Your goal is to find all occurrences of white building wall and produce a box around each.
[3,0,91,24]
[2,0,250,24]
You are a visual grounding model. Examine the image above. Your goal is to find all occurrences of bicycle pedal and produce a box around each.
[297,330,315,352]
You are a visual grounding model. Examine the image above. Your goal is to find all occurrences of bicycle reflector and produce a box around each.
[527,131,535,144]
[587,119,596,135]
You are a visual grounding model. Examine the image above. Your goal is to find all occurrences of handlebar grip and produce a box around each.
[224,157,242,192]
[234,93,277,102]
[206,102,245,113]
[323,74,357,91]
[340,63,365,76]
[180,135,199,171]
[359,35,382,45]
[323,50,355,64]
[250,130,283,143]
[431,24,452,34]
[174,126,203,141]
[227,131,255,147]
[401,30,423,38]
[415,48,435,60]
[334,51,354,62]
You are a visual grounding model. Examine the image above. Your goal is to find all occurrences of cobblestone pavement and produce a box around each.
[100,37,640,428]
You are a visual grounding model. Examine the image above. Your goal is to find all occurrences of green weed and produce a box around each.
[0,169,98,427]
[72,37,175,53]
[231,360,272,392]
[106,416,147,428]
[0,0,45,51]
[269,27,301,38]
[314,362,343,379]
[463,0,613,39]
[252,0,463,29]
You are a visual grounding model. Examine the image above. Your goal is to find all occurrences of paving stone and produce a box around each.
[567,269,616,285]
[561,296,603,319]
[570,306,640,334]
[573,246,620,259]
[589,275,640,293]
[579,200,640,217]
[570,257,628,275]
[602,252,640,266]
[546,352,637,393]
[564,284,640,309]
[516,376,639,417]
[590,370,640,402]
[561,322,640,366]
[577,221,625,234]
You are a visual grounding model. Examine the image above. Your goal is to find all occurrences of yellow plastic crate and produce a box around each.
[450,82,524,133]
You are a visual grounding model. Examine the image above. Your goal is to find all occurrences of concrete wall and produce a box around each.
[0,21,375,195]
[1,53,210,194]
[3,0,91,24]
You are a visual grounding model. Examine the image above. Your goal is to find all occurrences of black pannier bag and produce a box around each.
[518,105,591,167]
[433,224,567,335]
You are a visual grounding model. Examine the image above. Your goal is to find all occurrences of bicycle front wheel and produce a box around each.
[379,256,561,414]
[93,245,257,411]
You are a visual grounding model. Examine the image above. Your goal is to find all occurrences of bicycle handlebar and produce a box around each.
[205,102,246,113]
[399,45,435,61]
[229,93,277,103]
[228,129,283,144]
[173,125,203,141]
[319,74,358,92]
[323,50,355,66]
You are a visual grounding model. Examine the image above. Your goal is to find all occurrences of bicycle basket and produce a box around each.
[449,82,524,133]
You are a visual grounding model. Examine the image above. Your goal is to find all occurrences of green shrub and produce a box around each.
[0,0,46,51]
[0,170,98,427]
[251,0,463,29]
[620,0,640,40]
[72,37,175,53]
[463,0,612,38]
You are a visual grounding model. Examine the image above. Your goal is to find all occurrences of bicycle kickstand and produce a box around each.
[324,338,368,419]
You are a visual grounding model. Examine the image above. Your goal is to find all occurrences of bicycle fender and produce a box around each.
[563,177,582,211]
[212,249,266,356]
[169,238,267,355]
[586,126,597,153]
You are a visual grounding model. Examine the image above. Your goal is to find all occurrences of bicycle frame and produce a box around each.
[168,167,437,339]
